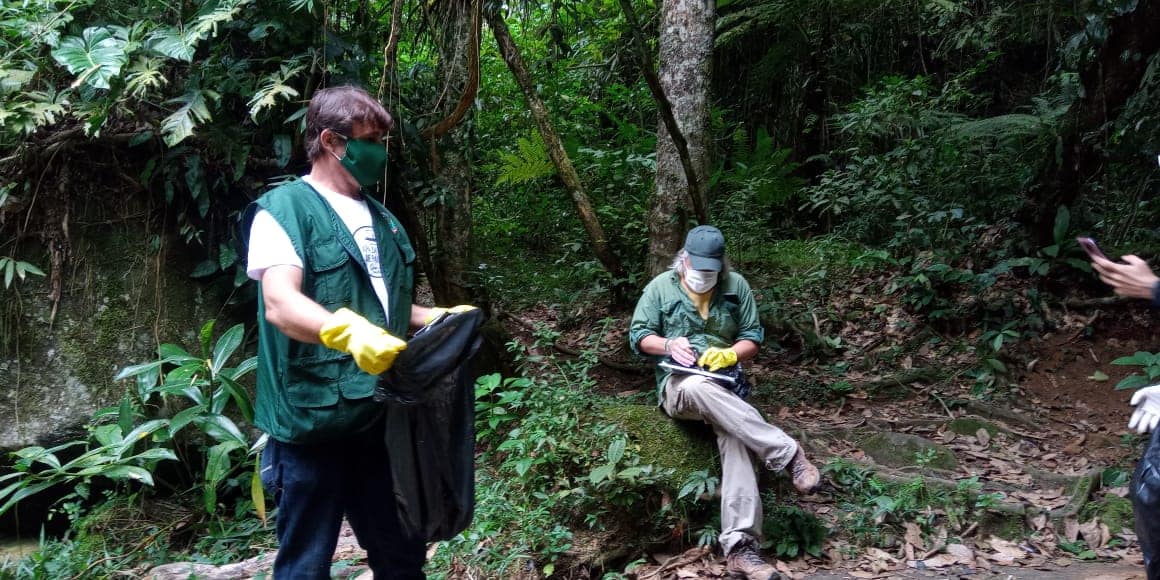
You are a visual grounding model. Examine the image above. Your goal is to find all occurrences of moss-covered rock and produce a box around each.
[1082,494,1135,533]
[0,224,235,451]
[978,505,1027,540]
[946,417,1004,438]
[859,432,957,471]
[602,404,717,487]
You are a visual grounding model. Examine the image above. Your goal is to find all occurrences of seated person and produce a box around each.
[628,225,820,580]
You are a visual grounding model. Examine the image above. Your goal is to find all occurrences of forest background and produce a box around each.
[1,0,1160,578]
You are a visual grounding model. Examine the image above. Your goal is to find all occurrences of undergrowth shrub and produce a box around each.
[428,323,715,578]
[824,458,1003,547]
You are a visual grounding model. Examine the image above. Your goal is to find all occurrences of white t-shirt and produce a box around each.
[247,175,392,321]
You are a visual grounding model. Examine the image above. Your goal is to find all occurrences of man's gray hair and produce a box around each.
[671,249,730,277]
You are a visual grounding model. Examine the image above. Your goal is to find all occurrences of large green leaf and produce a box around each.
[161,89,217,147]
[248,63,304,122]
[51,27,128,90]
[211,324,245,377]
[199,414,247,445]
[204,440,244,514]
[218,375,254,422]
[118,419,170,453]
[101,465,155,485]
[146,26,195,62]
[0,481,56,518]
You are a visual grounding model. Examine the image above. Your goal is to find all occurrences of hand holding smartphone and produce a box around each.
[1077,237,1109,261]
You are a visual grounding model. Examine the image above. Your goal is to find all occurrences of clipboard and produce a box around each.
[658,361,736,385]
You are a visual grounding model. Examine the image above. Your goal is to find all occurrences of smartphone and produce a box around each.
[1076,237,1108,260]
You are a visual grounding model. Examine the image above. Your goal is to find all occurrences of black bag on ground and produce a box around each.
[375,308,484,542]
[1132,425,1160,580]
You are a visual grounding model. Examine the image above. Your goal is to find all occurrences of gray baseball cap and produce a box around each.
[684,225,725,271]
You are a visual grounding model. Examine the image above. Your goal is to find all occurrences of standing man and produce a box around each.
[628,225,820,580]
[243,85,468,579]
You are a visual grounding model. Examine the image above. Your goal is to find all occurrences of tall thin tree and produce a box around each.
[645,0,714,276]
[487,6,629,298]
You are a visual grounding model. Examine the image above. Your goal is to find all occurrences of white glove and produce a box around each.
[1129,385,1160,434]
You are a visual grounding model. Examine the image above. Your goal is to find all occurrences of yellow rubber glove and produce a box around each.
[697,347,738,372]
[422,304,478,325]
[319,308,407,375]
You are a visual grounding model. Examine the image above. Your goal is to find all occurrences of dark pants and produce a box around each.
[261,427,427,580]
[1134,427,1160,580]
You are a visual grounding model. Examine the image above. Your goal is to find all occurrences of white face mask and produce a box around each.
[684,269,718,294]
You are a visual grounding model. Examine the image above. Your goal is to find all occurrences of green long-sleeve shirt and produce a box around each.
[628,270,764,401]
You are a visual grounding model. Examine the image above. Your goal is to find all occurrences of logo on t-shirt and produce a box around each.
[353,226,382,278]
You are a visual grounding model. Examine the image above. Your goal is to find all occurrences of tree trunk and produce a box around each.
[618,0,709,230]
[425,0,479,306]
[1038,1,1160,244]
[487,8,630,295]
[647,0,715,277]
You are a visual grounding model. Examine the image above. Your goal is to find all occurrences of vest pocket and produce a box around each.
[306,241,351,306]
[284,356,345,408]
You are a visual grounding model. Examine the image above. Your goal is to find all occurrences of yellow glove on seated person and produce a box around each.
[422,304,478,325]
[697,347,738,372]
[319,308,407,375]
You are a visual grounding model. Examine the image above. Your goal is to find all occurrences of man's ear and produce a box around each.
[320,129,343,156]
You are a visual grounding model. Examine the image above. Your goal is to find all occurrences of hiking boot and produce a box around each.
[787,445,820,494]
[726,538,781,580]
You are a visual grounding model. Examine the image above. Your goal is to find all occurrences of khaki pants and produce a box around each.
[661,373,798,555]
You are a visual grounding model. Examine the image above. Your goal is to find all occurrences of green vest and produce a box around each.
[242,179,416,444]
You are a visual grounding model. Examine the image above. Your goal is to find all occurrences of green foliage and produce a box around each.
[0,318,259,538]
[113,320,260,515]
[998,206,1091,277]
[761,503,827,559]
[494,133,555,186]
[803,66,1070,260]
[1112,351,1160,391]
[50,26,129,90]
[824,458,1005,546]
[0,256,46,289]
[677,469,719,502]
[432,325,693,576]
[0,421,176,519]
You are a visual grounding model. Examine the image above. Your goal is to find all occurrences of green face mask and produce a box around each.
[333,133,388,187]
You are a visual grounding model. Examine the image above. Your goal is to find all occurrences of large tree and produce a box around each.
[646,0,715,276]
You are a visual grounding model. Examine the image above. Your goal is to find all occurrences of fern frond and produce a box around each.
[946,114,1047,142]
[495,133,555,186]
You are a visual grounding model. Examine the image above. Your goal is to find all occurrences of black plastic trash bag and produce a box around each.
[375,308,484,542]
[1133,425,1160,580]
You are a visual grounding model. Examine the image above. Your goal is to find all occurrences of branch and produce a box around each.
[376,0,405,101]
[421,0,482,139]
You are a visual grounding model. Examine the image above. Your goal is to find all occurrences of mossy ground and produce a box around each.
[946,417,1004,438]
[601,404,717,488]
[858,432,958,471]
[1081,494,1134,534]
